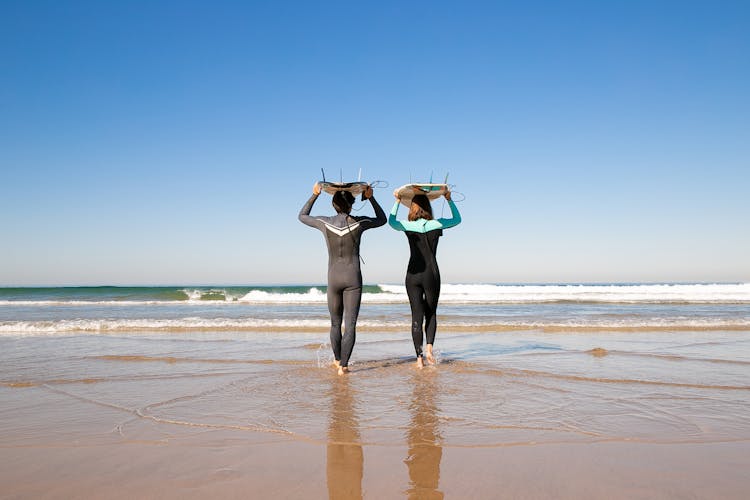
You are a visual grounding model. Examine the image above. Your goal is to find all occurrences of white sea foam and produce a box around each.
[183,289,207,301]
[381,283,750,304]
[181,288,246,302]
[236,288,327,303]
[0,317,332,334]
[1,283,748,306]
[1,316,749,335]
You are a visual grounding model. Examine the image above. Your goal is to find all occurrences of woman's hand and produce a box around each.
[444,190,452,201]
[313,182,322,195]
[393,189,401,201]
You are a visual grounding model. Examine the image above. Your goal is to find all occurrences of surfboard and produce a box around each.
[395,183,449,207]
[319,181,370,196]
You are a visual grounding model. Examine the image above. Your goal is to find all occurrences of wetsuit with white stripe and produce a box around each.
[389,200,461,358]
[299,194,386,367]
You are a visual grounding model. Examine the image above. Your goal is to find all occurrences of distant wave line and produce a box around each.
[1,283,748,305]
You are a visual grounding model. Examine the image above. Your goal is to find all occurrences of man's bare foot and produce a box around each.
[425,344,436,365]
[338,365,349,376]
[416,356,424,369]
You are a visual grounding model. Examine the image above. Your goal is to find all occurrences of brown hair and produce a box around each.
[408,194,433,221]
[332,191,355,214]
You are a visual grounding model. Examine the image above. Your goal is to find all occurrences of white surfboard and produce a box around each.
[319,181,370,197]
[395,183,449,207]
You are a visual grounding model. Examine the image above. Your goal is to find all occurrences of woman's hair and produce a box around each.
[332,191,355,214]
[408,194,433,221]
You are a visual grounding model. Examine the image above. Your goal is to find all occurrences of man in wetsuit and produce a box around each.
[299,183,386,375]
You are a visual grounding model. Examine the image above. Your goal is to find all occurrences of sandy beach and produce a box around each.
[2,323,749,499]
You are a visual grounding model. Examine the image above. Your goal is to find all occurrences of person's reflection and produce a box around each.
[404,370,443,499]
[326,376,363,500]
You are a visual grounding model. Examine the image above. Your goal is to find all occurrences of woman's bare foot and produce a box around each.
[416,356,424,369]
[338,365,349,376]
[333,359,340,369]
[425,344,436,365]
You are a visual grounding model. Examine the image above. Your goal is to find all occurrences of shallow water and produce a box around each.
[2,328,749,450]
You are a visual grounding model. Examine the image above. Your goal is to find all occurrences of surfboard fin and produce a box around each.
[442,173,450,216]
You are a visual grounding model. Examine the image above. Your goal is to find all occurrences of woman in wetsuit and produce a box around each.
[299,183,386,375]
[389,189,461,368]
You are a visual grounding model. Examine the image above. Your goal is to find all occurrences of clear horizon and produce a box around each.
[1,281,748,289]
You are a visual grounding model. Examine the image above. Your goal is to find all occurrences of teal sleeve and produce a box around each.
[436,200,461,229]
[389,198,461,233]
[388,200,407,232]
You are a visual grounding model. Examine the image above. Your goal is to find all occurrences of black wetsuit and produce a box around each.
[389,200,461,358]
[299,194,386,367]
[404,230,443,357]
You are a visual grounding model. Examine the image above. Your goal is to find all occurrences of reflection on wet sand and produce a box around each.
[326,376,363,500]
[405,370,444,499]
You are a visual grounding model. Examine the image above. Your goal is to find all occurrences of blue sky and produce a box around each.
[1,0,748,285]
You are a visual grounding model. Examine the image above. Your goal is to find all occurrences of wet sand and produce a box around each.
[3,439,749,499]
[2,329,750,498]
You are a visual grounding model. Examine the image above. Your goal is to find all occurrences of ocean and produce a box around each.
[2,282,750,497]
[2,282,749,334]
